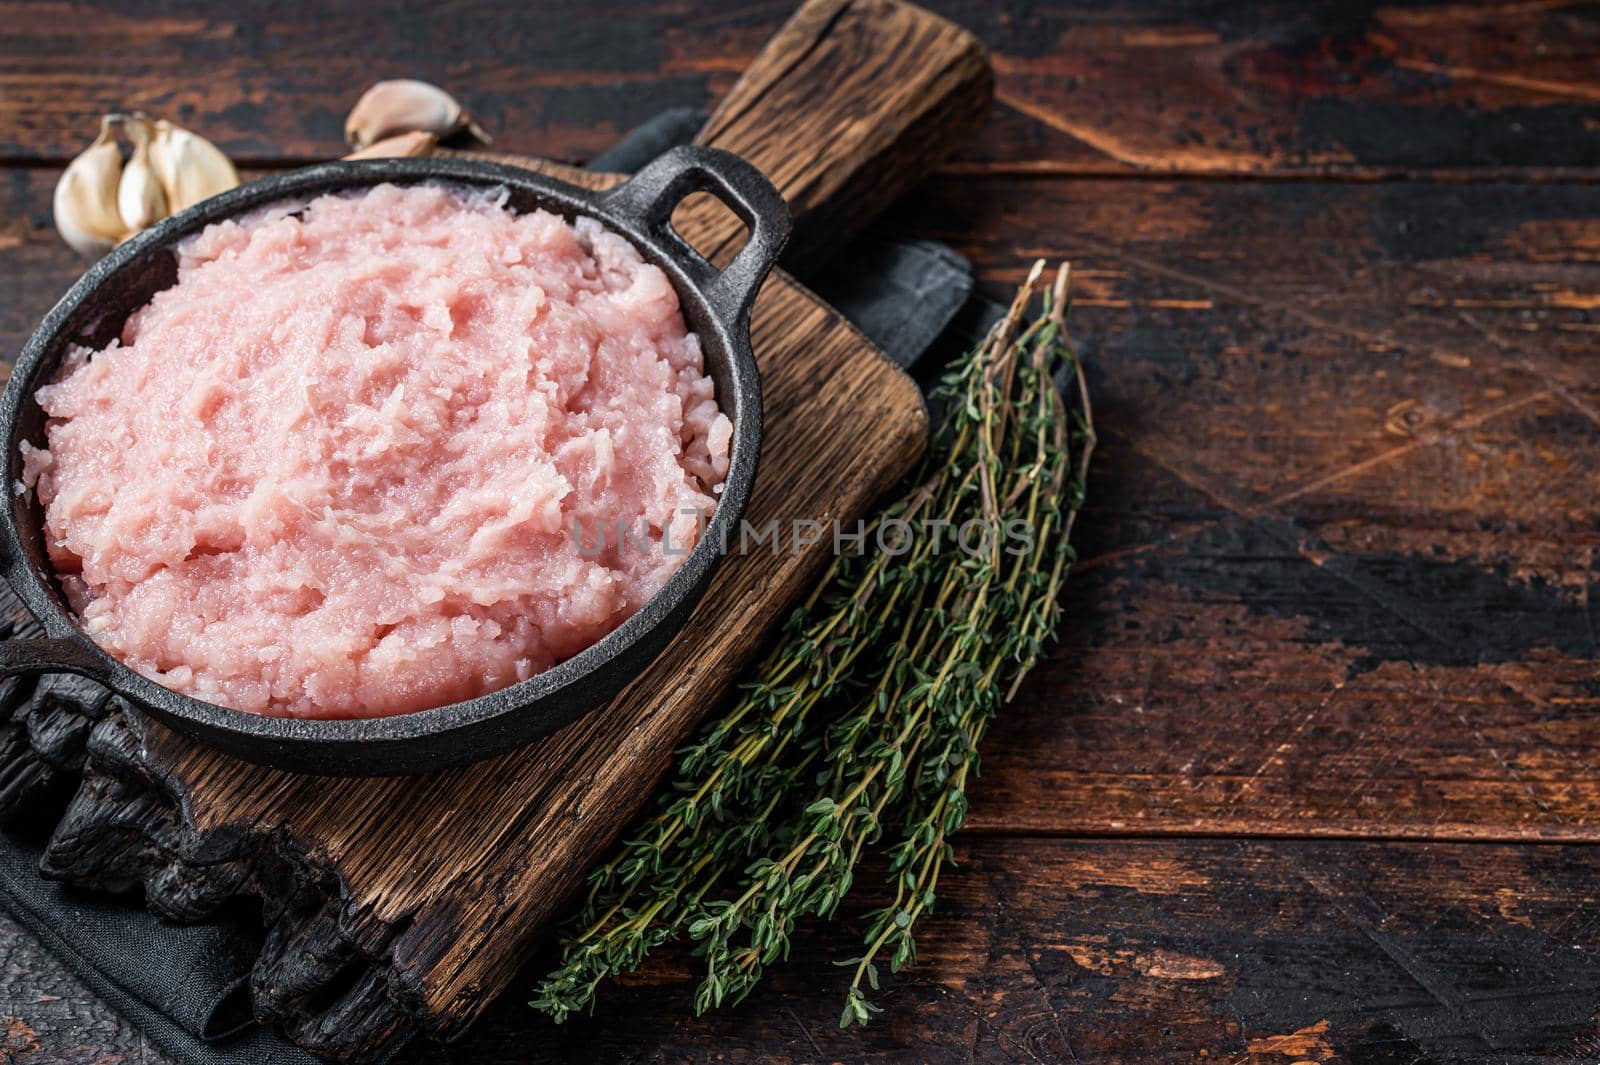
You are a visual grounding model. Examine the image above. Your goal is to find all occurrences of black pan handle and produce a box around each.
[0,637,112,682]
[600,145,791,329]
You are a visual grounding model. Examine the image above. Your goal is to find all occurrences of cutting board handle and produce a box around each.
[685,0,992,271]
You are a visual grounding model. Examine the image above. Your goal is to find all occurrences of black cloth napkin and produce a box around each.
[0,110,983,1065]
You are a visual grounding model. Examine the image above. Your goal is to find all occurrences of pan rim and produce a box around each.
[0,154,769,767]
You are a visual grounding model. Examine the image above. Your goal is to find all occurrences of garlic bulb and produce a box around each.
[147,119,239,213]
[52,113,240,257]
[116,116,167,233]
[345,79,489,150]
[53,117,127,257]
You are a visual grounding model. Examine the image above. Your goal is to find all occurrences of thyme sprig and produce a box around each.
[533,261,1094,1027]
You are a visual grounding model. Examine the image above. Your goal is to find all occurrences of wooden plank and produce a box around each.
[9,838,1600,1063]
[881,174,1600,840]
[12,172,1597,479]
[6,168,1600,845]
[0,170,80,376]
[12,170,1599,499]
[0,1,1595,175]
[949,0,1600,176]
[0,5,995,1058]
[893,175,1598,504]
[891,174,1598,577]
[688,0,990,270]
[25,209,929,1058]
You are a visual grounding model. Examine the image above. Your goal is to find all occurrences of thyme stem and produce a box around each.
[532,262,1094,1027]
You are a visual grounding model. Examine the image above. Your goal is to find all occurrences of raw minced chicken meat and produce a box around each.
[26,182,730,718]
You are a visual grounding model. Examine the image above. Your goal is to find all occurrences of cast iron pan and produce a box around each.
[0,145,790,776]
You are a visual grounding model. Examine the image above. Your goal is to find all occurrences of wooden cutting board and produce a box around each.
[0,1,991,1059]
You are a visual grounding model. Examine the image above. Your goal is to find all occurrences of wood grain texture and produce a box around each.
[0,1,991,1057]
[0,1,1594,176]
[879,174,1600,842]
[0,190,926,1061]
[3,177,1597,845]
[27,195,929,1062]
[2,0,1600,1061]
[689,0,991,268]
[9,838,1600,1064]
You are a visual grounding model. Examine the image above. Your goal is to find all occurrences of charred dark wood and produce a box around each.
[0,3,963,1057]
[0,18,955,1042]
[0,667,113,826]
[0,1,1592,177]
[0,282,924,1062]
[23,702,423,1057]
[2,154,1598,1063]
[2,1,1598,1062]
[8,833,1600,1065]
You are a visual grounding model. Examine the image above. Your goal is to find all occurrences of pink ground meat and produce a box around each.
[24,182,730,718]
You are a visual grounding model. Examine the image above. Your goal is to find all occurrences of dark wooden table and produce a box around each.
[2,1,1598,1061]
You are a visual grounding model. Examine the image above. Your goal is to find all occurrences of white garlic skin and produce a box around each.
[343,129,439,160]
[148,119,239,212]
[116,117,167,233]
[345,79,489,149]
[53,118,127,257]
[53,113,242,258]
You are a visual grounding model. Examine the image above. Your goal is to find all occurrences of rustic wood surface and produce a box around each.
[0,1,1597,1063]
[37,6,982,1056]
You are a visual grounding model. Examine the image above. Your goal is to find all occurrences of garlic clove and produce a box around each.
[343,129,439,159]
[148,119,239,213]
[345,79,489,150]
[53,116,127,257]
[116,115,167,233]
